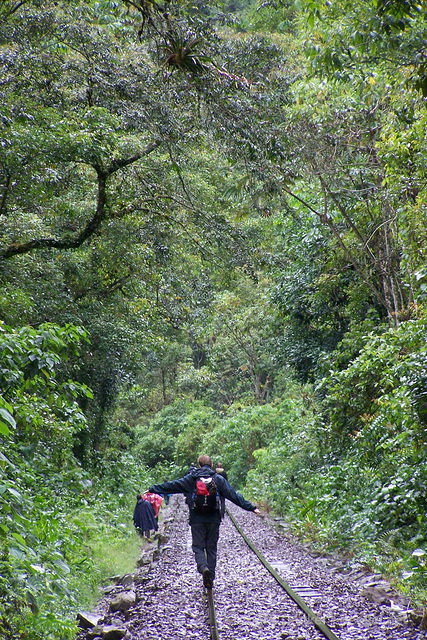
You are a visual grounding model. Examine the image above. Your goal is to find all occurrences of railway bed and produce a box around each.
[80,497,426,640]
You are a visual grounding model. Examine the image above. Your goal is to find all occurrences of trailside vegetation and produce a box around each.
[0,0,426,636]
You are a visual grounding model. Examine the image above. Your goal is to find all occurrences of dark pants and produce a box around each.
[191,521,220,580]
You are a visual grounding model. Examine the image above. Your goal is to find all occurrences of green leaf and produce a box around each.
[9,547,26,560]
[0,451,16,469]
[7,486,23,501]
[0,421,10,436]
[30,564,45,574]
[11,532,27,546]
[52,557,71,574]
[0,408,16,429]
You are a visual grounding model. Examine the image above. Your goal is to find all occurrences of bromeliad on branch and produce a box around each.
[163,33,211,74]
[162,30,249,86]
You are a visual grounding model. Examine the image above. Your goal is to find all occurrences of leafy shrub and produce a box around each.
[245,316,427,599]
[134,400,220,470]
[0,322,150,638]
[320,314,427,452]
[206,394,313,486]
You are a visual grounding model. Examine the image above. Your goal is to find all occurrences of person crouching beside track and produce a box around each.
[147,454,259,589]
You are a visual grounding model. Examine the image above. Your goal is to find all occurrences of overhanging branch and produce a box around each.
[0,139,163,260]
[0,1,28,21]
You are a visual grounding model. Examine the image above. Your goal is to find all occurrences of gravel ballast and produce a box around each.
[78,496,426,640]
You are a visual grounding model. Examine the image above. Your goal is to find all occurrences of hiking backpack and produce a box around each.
[192,476,220,514]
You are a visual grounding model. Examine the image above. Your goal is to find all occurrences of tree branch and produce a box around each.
[0,174,11,216]
[0,169,108,259]
[106,139,163,174]
[0,139,163,260]
[0,1,28,21]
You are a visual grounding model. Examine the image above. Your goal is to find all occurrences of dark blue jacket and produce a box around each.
[133,498,158,533]
[149,465,256,524]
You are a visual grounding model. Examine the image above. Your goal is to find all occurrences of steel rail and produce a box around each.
[205,586,220,640]
[226,508,341,640]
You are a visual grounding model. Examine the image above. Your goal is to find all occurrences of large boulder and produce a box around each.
[77,611,99,628]
[88,625,126,640]
[109,590,136,612]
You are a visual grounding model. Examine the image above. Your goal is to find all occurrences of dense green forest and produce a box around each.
[0,0,426,637]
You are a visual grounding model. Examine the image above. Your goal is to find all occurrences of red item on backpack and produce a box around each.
[142,492,163,517]
[196,479,211,495]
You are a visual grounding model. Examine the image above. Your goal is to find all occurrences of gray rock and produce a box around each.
[109,590,136,612]
[117,574,134,588]
[101,626,127,640]
[101,585,117,594]
[77,611,99,629]
[79,497,421,640]
[88,625,126,640]
[155,532,169,544]
[409,609,427,628]
[361,586,391,605]
[137,551,154,566]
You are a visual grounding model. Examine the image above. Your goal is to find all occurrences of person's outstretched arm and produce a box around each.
[148,474,193,496]
[216,476,259,513]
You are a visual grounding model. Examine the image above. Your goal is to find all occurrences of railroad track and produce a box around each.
[204,508,341,640]
[205,586,220,640]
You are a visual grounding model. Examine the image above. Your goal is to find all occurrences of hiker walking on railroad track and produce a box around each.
[148,454,259,589]
[133,493,158,539]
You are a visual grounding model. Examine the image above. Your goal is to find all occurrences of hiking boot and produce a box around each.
[202,567,213,589]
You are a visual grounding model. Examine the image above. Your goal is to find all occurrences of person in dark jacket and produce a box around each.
[148,454,259,588]
[133,494,158,538]
[215,462,227,480]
